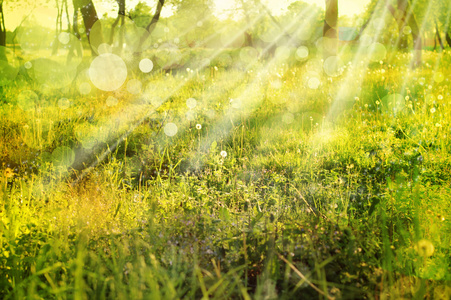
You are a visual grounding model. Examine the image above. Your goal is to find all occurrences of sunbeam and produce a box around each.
[326,0,391,122]
[33,5,273,186]
[3,1,451,298]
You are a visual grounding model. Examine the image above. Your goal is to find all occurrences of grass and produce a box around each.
[0,46,451,299]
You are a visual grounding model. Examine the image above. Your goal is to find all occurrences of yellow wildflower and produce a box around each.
[4,168,15,178]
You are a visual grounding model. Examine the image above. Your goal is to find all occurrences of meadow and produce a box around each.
[0,45,451,299]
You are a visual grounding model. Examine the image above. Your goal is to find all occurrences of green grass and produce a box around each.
[1,47,451,299]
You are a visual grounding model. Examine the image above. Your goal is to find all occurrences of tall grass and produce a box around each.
[1,49,450,299]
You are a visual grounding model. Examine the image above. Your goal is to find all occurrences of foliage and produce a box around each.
[1,0,451,299]
[1,46,451,298]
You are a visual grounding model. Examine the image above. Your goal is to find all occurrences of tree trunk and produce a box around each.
[399,0,421,67]
[387,0,421,67]
[324,0,338,58]
[0,2,6,61]
[355,0,380,41]
[355,5,376,41]
[109,0,126,45]
[386,3,408,50]
[239,0,253,47]
[73,9,81,40]
[435,20,444,50]
[52,0,62,55]
[63,0,71,32]
[73,0,100,44]
[146,0,164,34]
[136,0,165,55]
[258,1,291,39]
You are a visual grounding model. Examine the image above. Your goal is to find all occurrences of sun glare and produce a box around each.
[2,0,451,297]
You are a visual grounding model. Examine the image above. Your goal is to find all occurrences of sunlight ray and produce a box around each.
[181,5,323,171]
[43,6,274,184]
[326,0,390,121]
[427,1,451,77]
[395,0,437,109]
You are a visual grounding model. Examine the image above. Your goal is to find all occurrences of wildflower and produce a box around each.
[415,239,434,257]
[220,150,227,158]
[376,101,380,105]
[196,124,202,130]
[430,107,436,114]
[4,168,14,178]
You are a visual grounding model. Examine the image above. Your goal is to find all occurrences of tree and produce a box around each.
[170,0,213,47]
[386,0,421,67]
[0,1,6,61]
[386,1,408,49]
[434,19,444,50]
[435,0,451,47]
[323,0,338,58]
[109,0,126,44]
[73,0,101,53]
[145,0,165,36]
[135,0,165,55]
[284,1,323,43]
[52,0,72,55]
[398,0,422,67]
[239,0,254,46]
[355,0,377,41]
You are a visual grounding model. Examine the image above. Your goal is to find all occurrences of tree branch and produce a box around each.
[355,4,376,41]
[134,0,165,56]
[146,0,165,34]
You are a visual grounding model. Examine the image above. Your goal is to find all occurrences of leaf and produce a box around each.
[220,207,230,222]
[368,197,380,216]
[113,202,121,218]
[250,212,264,228]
